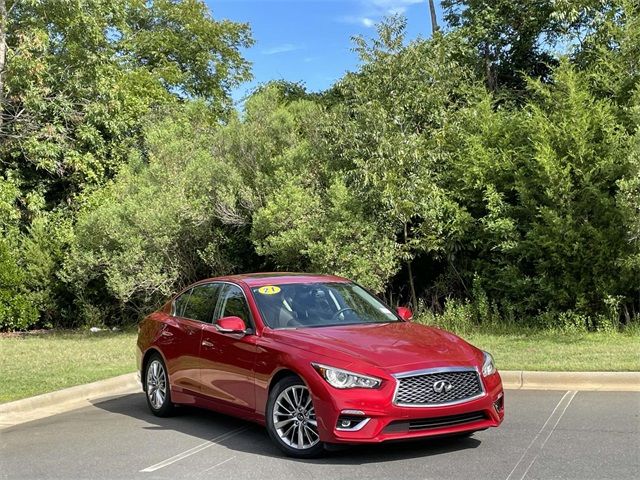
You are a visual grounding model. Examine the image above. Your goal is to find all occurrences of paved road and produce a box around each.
[1,390,639,480]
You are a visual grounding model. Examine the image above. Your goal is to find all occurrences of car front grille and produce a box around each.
[384,411,488,433]
[394,369,484,406]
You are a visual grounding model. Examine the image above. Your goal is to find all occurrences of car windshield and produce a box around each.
[251,282,400,329]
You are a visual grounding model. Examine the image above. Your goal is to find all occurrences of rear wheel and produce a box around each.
[266,376,324,458]
[144,353,174,417]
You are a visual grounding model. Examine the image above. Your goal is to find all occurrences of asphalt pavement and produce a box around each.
[1,389,639,480]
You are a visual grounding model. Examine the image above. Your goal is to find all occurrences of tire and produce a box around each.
[266,376,324,458]
[144,353,174,417]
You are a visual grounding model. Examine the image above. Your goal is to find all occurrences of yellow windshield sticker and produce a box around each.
[258,285,281,295]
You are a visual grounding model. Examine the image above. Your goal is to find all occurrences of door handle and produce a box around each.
[201,339,215,349]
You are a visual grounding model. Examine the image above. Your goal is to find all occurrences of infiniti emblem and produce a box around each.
[433,380,453,393]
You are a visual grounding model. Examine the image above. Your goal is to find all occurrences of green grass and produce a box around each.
[1,327,638,404]
[461,330,640,372]
[0,330,137,403]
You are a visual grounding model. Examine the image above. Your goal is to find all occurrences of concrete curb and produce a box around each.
[1,370,638,429]
[0,373,140,429]
[500,370,640,391]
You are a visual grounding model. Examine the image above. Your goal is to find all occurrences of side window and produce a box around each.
[217,284,252,328]
[173,289,192,317]
[182,283,221,323]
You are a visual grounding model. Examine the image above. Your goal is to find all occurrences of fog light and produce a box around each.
[493,393,504,413]
[336,415,371,431]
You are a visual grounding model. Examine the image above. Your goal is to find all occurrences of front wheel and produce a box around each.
[266,376,324,458]
[144,353,174,417]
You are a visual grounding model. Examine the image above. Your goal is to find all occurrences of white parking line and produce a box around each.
[201,456,236,473]
[140,426,249,473]
[505,390,577,480]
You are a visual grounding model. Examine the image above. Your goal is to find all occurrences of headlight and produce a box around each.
[482,351,496,377]
[312,363,382,389]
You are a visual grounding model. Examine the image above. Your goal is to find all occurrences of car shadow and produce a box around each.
[92,392,482,464]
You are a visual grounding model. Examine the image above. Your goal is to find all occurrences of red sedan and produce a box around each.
[137,273,504,457]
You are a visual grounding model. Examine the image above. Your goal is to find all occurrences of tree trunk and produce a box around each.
[428,0,439,35]
[407,258,418,312]
[0,0,7,130]
[404,222,418,312]
[483,42,496,91]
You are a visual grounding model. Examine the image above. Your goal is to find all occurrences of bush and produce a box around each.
[62,103,259,326]
[21,212,74,327]
[0,240,39,331]
[0,178,38,331]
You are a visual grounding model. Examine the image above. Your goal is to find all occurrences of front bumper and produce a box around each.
[310,370,504,444]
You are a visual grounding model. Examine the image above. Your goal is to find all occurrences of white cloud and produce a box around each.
[361,17,375,27]
[365,0,423,13]
[338,15,373,27]
[261,43,302,55]
[337,0,424,27]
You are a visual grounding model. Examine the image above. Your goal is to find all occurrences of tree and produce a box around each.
[565,0,640,127]
[323,17,480,308]
[442,0,560,91]
[428,0,439,34]
[2,5,639,330]
[1,0,253,209]
[64,102,257,325]
[0,0,253,328]
[438,61,640,327]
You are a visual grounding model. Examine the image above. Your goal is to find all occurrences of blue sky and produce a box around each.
[207,1,444,103]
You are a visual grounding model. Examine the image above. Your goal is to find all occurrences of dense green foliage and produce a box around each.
[0,1,638,330]
[0,178,37,329]
[1,0,251,207]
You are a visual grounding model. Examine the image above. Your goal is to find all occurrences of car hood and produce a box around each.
[270,322,481,372]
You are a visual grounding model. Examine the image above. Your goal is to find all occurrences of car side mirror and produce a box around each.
[215,316,247,334]
[396,306,413,322]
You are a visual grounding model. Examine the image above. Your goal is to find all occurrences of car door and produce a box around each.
[199,283,258,413]
[159,283,220,396]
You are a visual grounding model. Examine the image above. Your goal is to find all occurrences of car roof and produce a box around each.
[208,272,351,288]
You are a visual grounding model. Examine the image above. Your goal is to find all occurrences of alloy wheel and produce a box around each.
[272,385,320,450]
[146,359,167,410]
